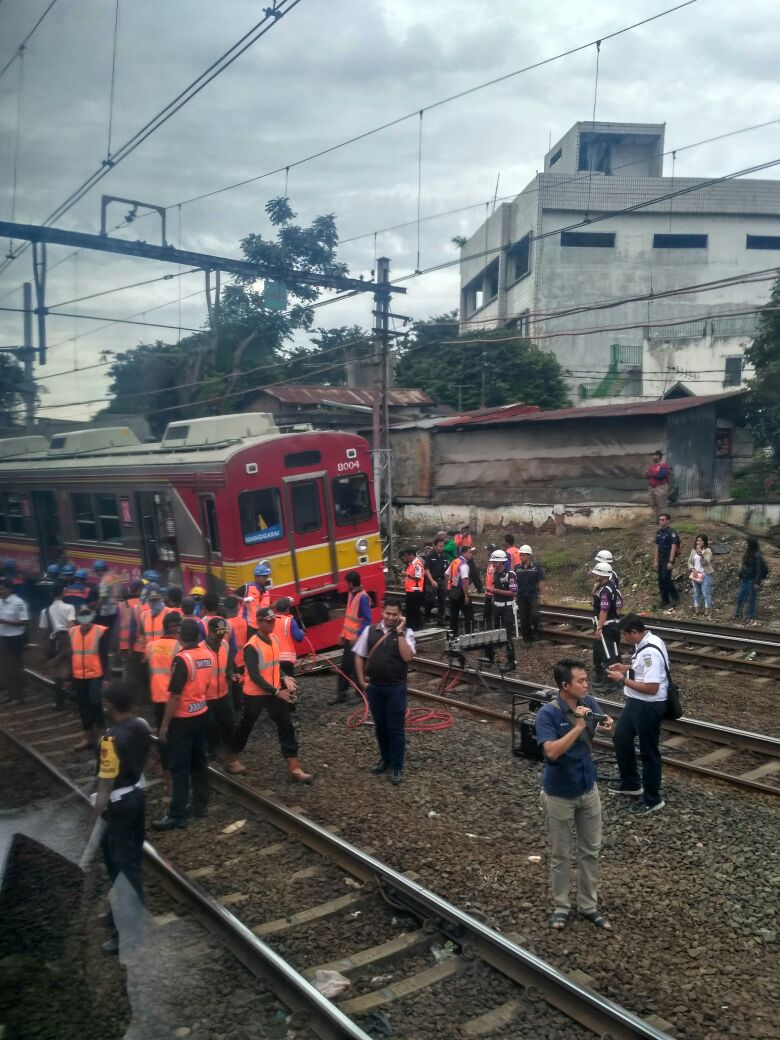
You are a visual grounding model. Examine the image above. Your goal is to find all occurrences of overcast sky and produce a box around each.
[1,0,779,421]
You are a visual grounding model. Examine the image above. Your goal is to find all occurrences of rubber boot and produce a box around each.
[286,757,312,783]
[73,728,97,752]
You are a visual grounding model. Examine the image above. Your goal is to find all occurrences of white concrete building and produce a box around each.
[459,121,780,399]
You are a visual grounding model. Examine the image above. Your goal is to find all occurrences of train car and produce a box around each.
[0,413,385,650]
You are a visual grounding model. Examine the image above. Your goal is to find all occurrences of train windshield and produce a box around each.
[333,474,371,525]
[239,487,284,545]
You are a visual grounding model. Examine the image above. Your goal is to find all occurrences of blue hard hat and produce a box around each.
[2,558,17,573]
[254,563,272,577]
[94,560,108,571]
[75,568,89,581]
[143,569,161,583]
[46,564,61,577]
[61,563,76,577]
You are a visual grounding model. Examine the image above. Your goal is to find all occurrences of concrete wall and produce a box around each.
[643,332,755,397]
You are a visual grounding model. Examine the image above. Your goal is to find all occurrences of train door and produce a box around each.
[31,490,63,568]
[198,493,222,591]
[135,491,180,583]
[282,473,338,596]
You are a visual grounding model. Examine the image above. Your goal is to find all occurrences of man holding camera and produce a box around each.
[535,658,614,931]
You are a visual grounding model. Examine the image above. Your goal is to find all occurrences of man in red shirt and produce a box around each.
[646,450,671,520]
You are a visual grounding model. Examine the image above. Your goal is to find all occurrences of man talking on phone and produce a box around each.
[354,598,416,786]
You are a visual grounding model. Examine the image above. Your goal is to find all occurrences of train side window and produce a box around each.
[97,494,122,542]
[238,488,283,545]
[291,481,321,534]
[333,474,372,525]
[203,497,221,554]
[72,492,97,541]
[7,494,27,535]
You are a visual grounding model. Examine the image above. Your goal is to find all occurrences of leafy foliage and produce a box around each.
[745,276,780,459]
[395,313,570,412]
[0,353,32,425]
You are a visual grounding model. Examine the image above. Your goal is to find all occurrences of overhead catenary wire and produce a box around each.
[106,0,121,162]
[0,0,304,278]
[0,0,61,81]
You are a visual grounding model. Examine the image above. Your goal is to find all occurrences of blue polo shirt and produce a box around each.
[655,527,680,561]
[535,695,601,798]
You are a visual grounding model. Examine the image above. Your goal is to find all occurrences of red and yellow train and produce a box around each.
[0,412,385,650]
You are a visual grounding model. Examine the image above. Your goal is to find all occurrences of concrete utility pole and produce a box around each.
[21,282,35,427]
[372,257,394,569]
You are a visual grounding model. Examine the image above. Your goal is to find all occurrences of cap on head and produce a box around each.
[142,569,161,583]
[462,544,474,554]
[77,605,94,619]
[147,589,163,601]
[256,607,276,623]
[94,560,108,572]
[208,615,227,633]
[254,563,272,578]
[190,585,205,597]
[489,549,508,563]
[591,561,614,577]
[595,550,613,563]
[46,563,61,577]
[75,568,89,581]
[61,563,75,577]
[518,544,533,555]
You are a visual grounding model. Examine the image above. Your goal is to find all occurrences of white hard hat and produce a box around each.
[518,544,533,555]
[489,550,507,563]
[595,550,613,563]
[591,561,614,577]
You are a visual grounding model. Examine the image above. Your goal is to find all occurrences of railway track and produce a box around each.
[2,678,678,1040]
[410,656,780,796]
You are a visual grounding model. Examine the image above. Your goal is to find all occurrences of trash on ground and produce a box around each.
[312,969,351,999]
[221,819,247,834]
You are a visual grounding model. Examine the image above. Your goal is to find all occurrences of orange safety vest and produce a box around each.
[274,615,297,664]
[141,606,174,646]
[146,636,179,703]
[172,646,211,717]
[447,556,467,591]
[117,599,136,651]
[242,582,271,621]
[454,533,473,550]
[340,589,369,645]
[69,624,106,680]
[404,557,425,594]
[132,600,148,652]
[485,562,496,594]
[229,614,248,667]
[505,546,521,569]
[206,639,230,700]
[243,633,280,696]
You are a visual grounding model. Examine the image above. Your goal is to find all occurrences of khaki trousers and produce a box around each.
[648,484,669,517]
[543,785,602,914]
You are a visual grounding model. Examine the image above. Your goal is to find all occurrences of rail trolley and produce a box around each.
[0,412,385,650]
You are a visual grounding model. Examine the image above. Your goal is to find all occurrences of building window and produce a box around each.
[291,481,322,534]
[506,310,531,336]
[72,492,97,541]
[485,258,499,301]
[560,231,616,248]
[653,233,708,249]
[96,494,121,542]
[333,474,372,525]
[746,234,780,250]
[724,357,743,387]
[549,147,562,167]
[508,234,531,282]
[238,488,283,545]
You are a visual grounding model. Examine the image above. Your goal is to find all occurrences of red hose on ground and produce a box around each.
[299,636,454,732]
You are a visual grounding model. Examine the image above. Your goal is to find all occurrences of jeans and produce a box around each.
[232,693,298,758]
[592,622,621,682]
[366,682,407,770]
[612,697,665,805]
[73,677,104,731]
[657,561,678,604]
[167,713,209,821]
[543,785,602,914]
[692,573,713,610]
[735,579,757,620]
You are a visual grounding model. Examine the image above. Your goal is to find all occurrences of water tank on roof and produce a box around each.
[47,427,141,455]
[160,413,278,449]
[0,435,49,459]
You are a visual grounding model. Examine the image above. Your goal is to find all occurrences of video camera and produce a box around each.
[584,709,609,724]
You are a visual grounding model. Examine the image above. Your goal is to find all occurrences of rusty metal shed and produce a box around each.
[390,390,750,505]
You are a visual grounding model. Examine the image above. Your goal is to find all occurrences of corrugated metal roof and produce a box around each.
[434,389,748,429]
[258,386,433,406]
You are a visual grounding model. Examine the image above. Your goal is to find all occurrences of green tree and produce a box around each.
[395,313,570,411]
[98,199,350,436]
[0,353,31,425]
[745,276,780,458]
[276,324,370,386]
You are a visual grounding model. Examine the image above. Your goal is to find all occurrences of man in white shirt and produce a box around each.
[606,614,668,815]
[0,577,30,705]
[39,583,76,710]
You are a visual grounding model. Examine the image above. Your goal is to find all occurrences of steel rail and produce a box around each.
[9,673,674,1040]
[0,721,373,1040]
[411,657,780,795]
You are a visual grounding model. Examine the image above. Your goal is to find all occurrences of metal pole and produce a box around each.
[375,257,394,568]
[22,281,35,427]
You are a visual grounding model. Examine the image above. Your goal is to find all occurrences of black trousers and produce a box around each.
[448,590,473,637]
[483,595,493,628]
[153,701,170,770]
[657,561,679,604]
[425,580,447,622]
[593,621,621,681]
[167,713,209,821]
[488,603,516,664]
[0,634,26,702]
[206,695,235,756]
[518,599,540,644]
[73,677,104,730]
[337,640,357,695]
[232,693,298,759]
[102,789,145,908]
[405,590,424,632]
[231,666,245,712]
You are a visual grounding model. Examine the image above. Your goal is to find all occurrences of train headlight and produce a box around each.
[355,538,369,554]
